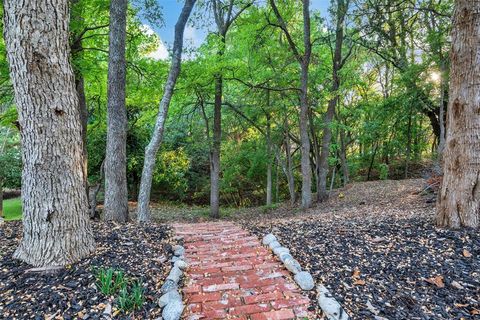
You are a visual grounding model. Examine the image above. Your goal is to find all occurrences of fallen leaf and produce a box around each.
[425,275,444,288]
[354,279,366,285]
[463,249,472,258]
[352,268,361,279]
[455,303,469,308]
[471,309,480,315]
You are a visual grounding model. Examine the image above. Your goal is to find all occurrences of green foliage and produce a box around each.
[117,281,145,312]
[379,164,389,180]
[2,197,22,221]
[95,267,127,296]
[94,267,145,313]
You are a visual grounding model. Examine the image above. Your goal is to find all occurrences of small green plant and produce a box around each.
[379,163,389,180]
[94,267,145,313]
[95,267,127,296]
[117,281,145,312]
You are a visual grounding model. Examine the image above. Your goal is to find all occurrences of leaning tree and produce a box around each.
[3,0,95,266]
[437,0,480,228]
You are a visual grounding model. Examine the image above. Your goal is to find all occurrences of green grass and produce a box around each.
[2,197,22,221]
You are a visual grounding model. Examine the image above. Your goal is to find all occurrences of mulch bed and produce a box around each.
[242,179,480,319]
[0,221,173,319]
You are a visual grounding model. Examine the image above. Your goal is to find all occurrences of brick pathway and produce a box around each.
[172,222,312,320]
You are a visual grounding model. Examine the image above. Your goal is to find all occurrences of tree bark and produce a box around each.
[210,72,222,218]
[437,0,480,229]
[317,0,348,202]
[339,121,349,186]
[284,119,296,205]
[4,0,95,266]
[137,0,195,222]
[270,0,312,209]
[104,0,129,222]
[266,112,272,206]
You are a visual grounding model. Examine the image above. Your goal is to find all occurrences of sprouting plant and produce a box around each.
[130,281,145,310]
[117,281,145,312]
[95,267,127,296]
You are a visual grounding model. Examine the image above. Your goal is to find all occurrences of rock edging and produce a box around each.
[158,243,188,320]
[262,233,350,320]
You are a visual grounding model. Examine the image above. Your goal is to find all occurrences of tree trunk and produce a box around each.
[210,73,222,218]
[104,0,129,222]
[137,0,195,222]
[339,123,349,186]
[404,106,413,179]
[4,0,95,266]
[299,63,312,209]
[266,112,273,206]
[90,159,105,219]
[284,119,296,205]
[317,97,336,201]
[318,0,347,201]
[436,0,480,229]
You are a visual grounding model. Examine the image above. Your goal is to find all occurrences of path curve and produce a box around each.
[173,222,313,320]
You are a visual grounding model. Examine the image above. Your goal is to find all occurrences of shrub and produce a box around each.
[379,163,389,180]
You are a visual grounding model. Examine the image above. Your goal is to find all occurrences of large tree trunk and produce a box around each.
[137,0,195,222]
[4,0,95,266]
[436,0,480,229]
[104,0,129,222]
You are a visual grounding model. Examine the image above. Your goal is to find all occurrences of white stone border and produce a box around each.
[262,233,350,320]
[158,243,188,320]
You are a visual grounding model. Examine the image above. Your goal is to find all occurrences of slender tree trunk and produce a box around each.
[210,72,222,218]
[270,0,312,208]
[104,0,128,222]
[137,0,195,222]
[90,159,105,219]
[275,156,279,203]
[284,119,296,205]
[437,61,448,168]
[437,0,480,229]
[405,107,413,179]
[318,0,348,201]
[266,112,273,206]
[339,123,349,186]
[4,0,95,266]
[318,97,336,201]
[299,63,312,208]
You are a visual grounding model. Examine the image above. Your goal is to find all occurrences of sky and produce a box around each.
[145,0,331,60]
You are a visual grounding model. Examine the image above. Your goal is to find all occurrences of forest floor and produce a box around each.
[238,179,480,320]
[0,222,173,319]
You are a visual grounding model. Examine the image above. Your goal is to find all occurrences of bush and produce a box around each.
[379,163,389,180]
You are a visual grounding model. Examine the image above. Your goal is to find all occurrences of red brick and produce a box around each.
[188,292,221,303]
[222,265,253,272]
[250,309,296,320]
[271,298,311,309]
[229,303,271,315]
[244,291,284,304]
[203,282,240,292]
[183,284,201,294]
[203,297,242,310]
